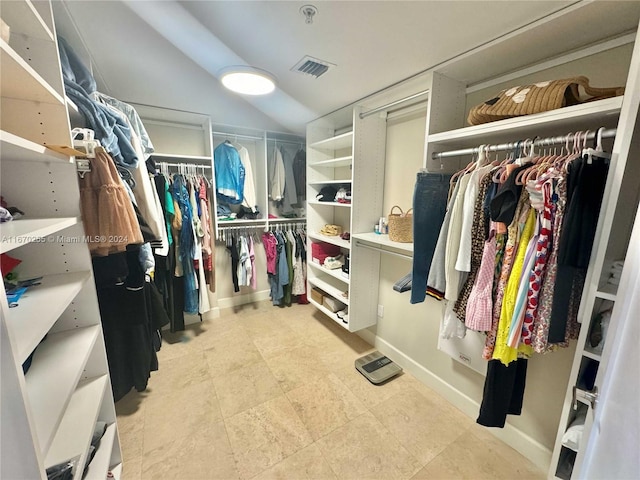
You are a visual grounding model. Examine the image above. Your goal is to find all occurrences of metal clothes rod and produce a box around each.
[267,139,306,147]
[355,241,413,261]
[217,224,265,230]
[359,89,430,119]
[269,218,307,222]
[212,131,264,141]
[160,162,211,169]
[431,128,617,160]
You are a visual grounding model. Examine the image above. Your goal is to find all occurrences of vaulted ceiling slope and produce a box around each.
[54,1,639,134]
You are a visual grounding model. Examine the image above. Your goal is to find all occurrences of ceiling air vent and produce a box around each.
[291,55,334,78]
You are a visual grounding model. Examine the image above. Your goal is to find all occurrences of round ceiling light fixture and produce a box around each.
[219,66,276,95]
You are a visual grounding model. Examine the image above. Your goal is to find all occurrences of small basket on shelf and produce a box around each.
[388,206,413,243]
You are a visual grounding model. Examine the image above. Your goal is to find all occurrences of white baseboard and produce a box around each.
[357,329,552,472]
[217,290,271,309]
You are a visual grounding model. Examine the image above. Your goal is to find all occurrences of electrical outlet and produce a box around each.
[377,304,384,317]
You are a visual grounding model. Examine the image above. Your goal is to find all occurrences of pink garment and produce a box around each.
[262,232,277,274]
[249,236,257,289]
[465,228,497,331]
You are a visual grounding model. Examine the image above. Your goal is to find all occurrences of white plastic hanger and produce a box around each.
[583,127,611,164]
[72,128,101,158]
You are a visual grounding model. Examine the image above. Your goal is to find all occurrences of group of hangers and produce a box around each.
[451,127,610,188]
[158,162,212,187]
[268,222,307,233]
[217,225,262,243]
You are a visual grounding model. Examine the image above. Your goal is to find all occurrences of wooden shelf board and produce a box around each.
[1,0,55,41]
[1,130,73,164]
[0,217,78,253]
[44,376,108,472]
[308,232,351,249]
[428,97,623,149]
[309,156,353,168]
[352,232,414,254]
[7,271,92,364]
[24,325,101,454]
[1,39,64,105]
[308,277,349,306]
[309,261,350,284]
[307,201,352,208]
[82,423,117,480]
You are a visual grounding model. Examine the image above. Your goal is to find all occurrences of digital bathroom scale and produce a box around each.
[355,351,402,384]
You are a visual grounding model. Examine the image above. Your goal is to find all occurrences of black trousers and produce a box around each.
[477,358,528,428]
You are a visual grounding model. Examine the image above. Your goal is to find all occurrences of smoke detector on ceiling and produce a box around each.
[300,5,317,24]
[291,55,334,78]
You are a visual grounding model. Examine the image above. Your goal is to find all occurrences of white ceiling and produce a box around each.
[54,1,640,135]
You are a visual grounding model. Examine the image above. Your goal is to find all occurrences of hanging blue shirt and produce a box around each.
[214,142,245,204]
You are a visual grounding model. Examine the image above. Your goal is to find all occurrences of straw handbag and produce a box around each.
[468,76,624,126]
[388,206,413,243]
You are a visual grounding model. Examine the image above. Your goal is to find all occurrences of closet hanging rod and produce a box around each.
[359,89,429,119]
[431,128,617,160]
[160,162,211,169]
[267,139,306,147]
[212,131,264,141]
[217,224,265,231]
[269,218,307,223]
[354,241,413,261]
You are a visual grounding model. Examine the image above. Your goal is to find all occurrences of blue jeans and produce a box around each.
[411,172,452,304]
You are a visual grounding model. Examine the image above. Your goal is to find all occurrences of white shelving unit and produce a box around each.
[0,2,122,478]
[306,107,387,331]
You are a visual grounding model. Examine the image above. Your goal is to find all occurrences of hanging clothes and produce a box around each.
[214,141,245,204]
[413,172,453,304]
[233,144,258,213]
[248,236,257,290]
[292,148,307,204]
[172,175,199,313]
[548,154,609,343]
[428,135,613,430]
[93,246,169,402]
[268,146,286,202]
[279,146,298,215]
[78,147,144,257]
[291,230,306,296]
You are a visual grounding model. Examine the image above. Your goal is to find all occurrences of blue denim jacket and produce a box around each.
[58,37,138,168]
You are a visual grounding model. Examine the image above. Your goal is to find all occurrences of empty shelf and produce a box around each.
[24,325,101,455]
[0,217,79,253]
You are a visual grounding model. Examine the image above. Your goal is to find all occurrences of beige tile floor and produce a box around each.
[116,301,545,480]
